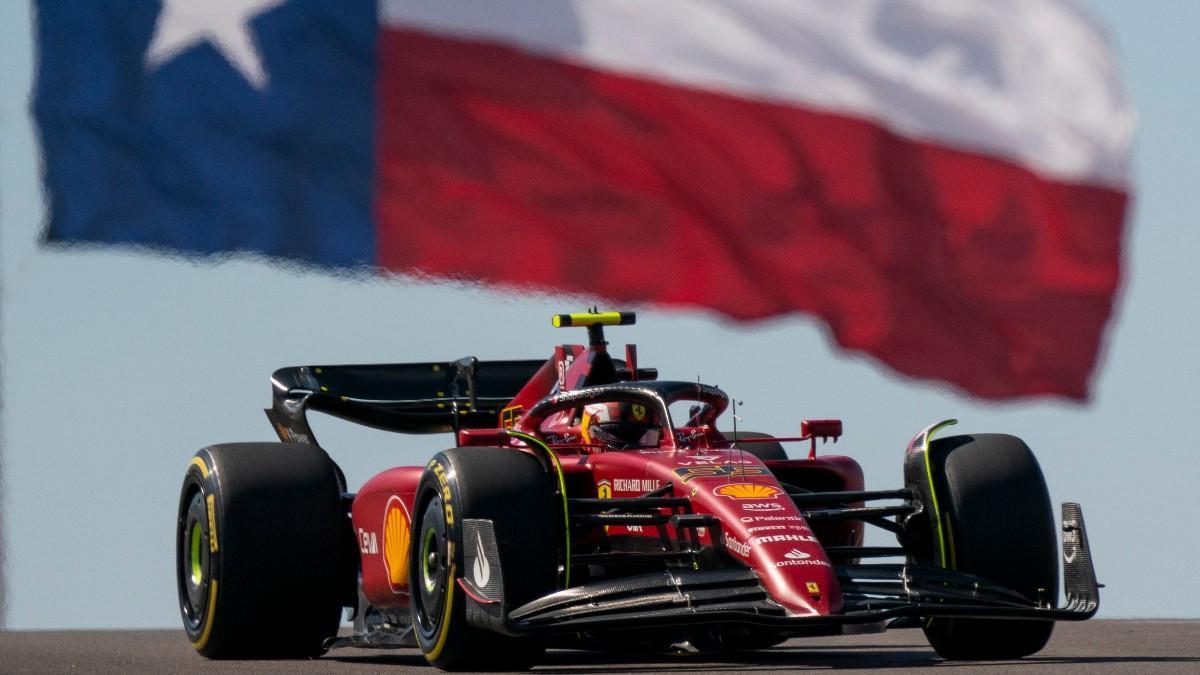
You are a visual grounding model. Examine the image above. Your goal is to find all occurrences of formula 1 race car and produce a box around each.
[176,311,1099,669]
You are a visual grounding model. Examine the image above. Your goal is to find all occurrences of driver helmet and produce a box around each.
[581,402,661,449]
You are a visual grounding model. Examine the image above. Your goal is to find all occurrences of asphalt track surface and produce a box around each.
[1,620,1198,673]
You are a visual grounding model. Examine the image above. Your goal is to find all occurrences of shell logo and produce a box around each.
[383,497,411,593]
[714,483,782,500]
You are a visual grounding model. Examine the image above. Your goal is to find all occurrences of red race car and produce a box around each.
[176,311,1098,669]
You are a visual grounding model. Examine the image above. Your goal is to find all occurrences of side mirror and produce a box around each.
[801,419,842,440]
[800,419,843,458]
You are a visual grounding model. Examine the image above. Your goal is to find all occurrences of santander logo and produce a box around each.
[784,548,811,560]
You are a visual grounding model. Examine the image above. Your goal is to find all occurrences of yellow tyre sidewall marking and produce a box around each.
[191,579,219,650]
[188,455,220,650]
[426,563,456,662]
[425,458,457,663]
[189,456,209,478]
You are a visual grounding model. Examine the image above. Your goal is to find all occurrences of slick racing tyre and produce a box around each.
[410,447,557,671]
[176,443,350,658]
[918,434,1058,660]
[726,431,788,461]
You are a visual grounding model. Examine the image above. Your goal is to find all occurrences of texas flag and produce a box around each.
[34,0,1134,400]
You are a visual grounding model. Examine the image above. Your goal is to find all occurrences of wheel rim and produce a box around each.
[413,495,450,638]
[189,522,204,586]
[421,527,439,593]
[178,487,211,629]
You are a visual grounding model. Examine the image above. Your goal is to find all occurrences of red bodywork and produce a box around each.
[352,330,863,617]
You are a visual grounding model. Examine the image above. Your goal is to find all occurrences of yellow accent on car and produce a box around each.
[425,562,457,662]
[205,494,218,553]
[552,311,635,328]
[191,579,219,650]
[919,419,958,568]
[189,457,209,478]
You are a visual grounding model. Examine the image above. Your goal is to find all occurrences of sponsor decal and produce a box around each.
[772,558,832,568]
[740,515,810,526]
[358,528,378,555]
[1064,518,1080,563]
[631,404,647,421]
[613,478,661,493]
[273,422,312,445]
[807,581,822,601]
[722,532,751,557]
[556,353,574,389]
[740,502,785,512]
[673,465,767,483]
[428,459,455,526]
[383,496,412,593]
[205,494,218,553]
[596,479,613,499]
[714,483,782,500]
[747,524,811,533]
[784,548,811,560]
[674,455,725,466]
[472,530,491,588]
[752,533,819,545]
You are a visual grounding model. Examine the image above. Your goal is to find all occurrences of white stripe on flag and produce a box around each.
[382,0,1133,187]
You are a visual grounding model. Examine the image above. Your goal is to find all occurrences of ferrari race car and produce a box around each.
[176,311,1099,669]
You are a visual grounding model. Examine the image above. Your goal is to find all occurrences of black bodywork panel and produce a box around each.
[267,358,546,442]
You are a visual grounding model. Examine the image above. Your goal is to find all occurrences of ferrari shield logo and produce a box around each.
[631,404,646,421]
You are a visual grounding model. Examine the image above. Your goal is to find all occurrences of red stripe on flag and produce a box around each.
[375,28,1127,400]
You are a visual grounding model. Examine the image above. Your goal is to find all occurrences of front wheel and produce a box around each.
[918,434,1058,659]
[410,447,558,671]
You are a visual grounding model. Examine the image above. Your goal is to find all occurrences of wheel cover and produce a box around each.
[189,522,204,586]
[178,488,211,629]
[413,496,449,639]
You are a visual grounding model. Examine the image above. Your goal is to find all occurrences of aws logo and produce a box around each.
[713,483,782,500]
[383,496,412,594]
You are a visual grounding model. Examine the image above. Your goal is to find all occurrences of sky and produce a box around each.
[1,0,1198,630]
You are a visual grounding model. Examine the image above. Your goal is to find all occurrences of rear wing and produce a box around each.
[266,358,548,444]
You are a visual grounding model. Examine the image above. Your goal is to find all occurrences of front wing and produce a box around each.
[492,503,1098,635]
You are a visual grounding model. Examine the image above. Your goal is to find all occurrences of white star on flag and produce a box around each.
[145,0,287,89]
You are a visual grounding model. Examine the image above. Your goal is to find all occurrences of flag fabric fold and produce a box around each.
[35,0,1134,400]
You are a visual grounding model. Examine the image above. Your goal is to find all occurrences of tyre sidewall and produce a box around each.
[177,455,223,651]
[921,434,1057,659]
[410,448,555,670]
[175,443,347,658]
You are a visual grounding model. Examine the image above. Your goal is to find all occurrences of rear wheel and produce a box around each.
[410,447,557,670]
[727,431,788,461]
[919,434,1058,659]
[176,443,349,658]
